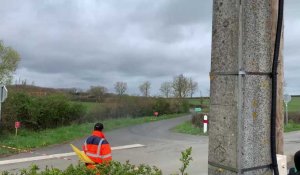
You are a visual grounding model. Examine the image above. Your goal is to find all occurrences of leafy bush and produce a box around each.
[179,147,193,175]
[168,99,190,114]
[1,92,86,132]
[179,100,190,113]
[153,98,171,115]
[1,148,193,175]
[1,161,161,175]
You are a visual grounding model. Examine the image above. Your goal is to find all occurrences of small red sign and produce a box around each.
[154,112,159,116]
[15,122,21,129]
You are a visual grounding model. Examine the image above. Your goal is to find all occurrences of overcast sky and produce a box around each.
[0,0,299,96]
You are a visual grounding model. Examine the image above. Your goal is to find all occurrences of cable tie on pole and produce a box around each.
[210,71,272,76]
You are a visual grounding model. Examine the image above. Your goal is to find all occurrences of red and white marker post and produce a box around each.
[203,115,208,133]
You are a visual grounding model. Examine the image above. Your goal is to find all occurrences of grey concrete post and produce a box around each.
[208,0,282,174]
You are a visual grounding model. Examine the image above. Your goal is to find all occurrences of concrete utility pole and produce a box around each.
[208,0,283,174]
[272,0,284,155]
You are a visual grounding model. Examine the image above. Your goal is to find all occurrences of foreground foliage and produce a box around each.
[1,148,193,175]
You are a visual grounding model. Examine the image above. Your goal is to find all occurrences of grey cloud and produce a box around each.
[0,0,299,95]
[157,0,213,26]
[285,0,300,20]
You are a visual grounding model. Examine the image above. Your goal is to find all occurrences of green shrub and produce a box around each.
[191,113,204,128]
[179,100,190,113]
[153,98,171,115]
[179,147,193,175]
[1,92,86,132]
[168,99,190,114]
[1,147,193,175]
[1,161,162,175]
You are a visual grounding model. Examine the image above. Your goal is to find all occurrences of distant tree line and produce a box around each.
[0,40,193,133]
[69,74,199,103]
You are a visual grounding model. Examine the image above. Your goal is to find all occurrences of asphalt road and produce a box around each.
[0,115,299,175]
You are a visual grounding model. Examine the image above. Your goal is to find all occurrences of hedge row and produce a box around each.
[1,92,86,132]
[0,92,190,131]
[83,97,190,122]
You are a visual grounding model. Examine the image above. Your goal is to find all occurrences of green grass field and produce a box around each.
[173,120,300,136]
[288,96,300,113]
[187,96,300,113]
[72,101,101,112]
[171,121,207,136]
[284,121,300,132]
[0,113,186,156]
[174,96,300,136]
[187,98,210,106]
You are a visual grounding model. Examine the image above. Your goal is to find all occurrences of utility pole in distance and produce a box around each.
[208,0,283,174]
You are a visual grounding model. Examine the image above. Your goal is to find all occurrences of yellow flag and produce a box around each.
[70,144,94,164]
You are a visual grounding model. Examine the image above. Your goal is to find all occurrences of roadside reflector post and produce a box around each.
[203,115,208,133]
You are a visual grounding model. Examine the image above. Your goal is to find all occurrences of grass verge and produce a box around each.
[0,113,187,156]
[284,121,300,132]
[171,121,207,136]
[173,120,300,136]
[288,96,300,113]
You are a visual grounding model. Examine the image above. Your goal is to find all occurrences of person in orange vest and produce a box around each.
[83,123,112,169]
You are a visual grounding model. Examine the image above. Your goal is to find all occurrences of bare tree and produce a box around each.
[114,81,127,96]
[88,86,107,102]
[187,78,198,98]
[172,74,189,98]
[160,81,172,98]
[139,81,151,97]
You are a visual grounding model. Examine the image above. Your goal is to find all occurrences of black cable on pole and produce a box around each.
[271,0,284,174]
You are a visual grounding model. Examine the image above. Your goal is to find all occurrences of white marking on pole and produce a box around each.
[203,115,208,133]
[0,144,145,165]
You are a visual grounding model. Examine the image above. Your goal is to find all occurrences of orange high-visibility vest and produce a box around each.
[83,131,112,164]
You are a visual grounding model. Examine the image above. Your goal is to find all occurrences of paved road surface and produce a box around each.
[0,115,299,174]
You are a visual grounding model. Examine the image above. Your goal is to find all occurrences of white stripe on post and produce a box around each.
[203,115,208,133]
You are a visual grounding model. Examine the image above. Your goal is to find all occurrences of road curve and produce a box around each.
[1,114,299,175]
[0,115,209,174]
